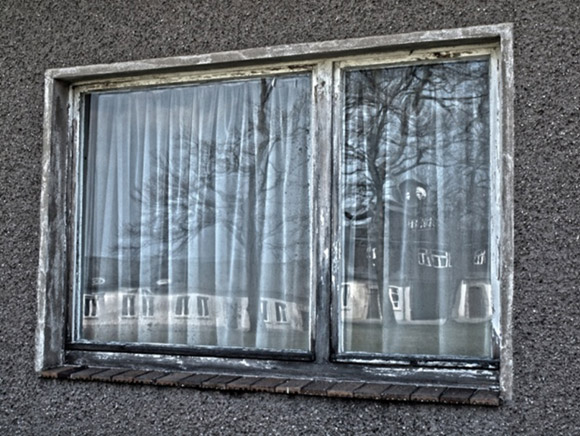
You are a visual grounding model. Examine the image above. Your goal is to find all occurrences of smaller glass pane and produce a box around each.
[338,59,493,358]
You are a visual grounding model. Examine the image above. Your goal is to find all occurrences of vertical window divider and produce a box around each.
[312,60,334,364]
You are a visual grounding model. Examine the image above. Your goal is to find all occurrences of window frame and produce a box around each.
[141,294,155,318]
[274,302,289,324]
[37,24,513,400]
[196,296,210,319]
[83,295,98,318]
[120,293,137,318]
[174,295,190,318]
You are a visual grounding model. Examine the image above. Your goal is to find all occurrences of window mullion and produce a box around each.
[312,61,334,364]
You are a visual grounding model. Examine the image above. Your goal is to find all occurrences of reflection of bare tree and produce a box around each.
[343,61,490,299]
[116,77,311,336]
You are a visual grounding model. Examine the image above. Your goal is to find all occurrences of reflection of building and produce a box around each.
[343,179,491,325]
[81,257,309,344]
[82,287,251,343]
[259,297,306,330]
[452,279,492,323]
[340,281,382,323]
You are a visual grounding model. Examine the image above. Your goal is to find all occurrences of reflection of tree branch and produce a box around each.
[343,60,491,304]
[391,160,454,176]
[112,76,311,335]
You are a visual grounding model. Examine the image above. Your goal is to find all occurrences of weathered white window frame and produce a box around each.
[37,24,513,400]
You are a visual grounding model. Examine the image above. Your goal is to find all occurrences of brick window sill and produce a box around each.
[40,366,500,406]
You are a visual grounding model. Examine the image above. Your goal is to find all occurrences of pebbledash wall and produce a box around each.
[1,0,578,434]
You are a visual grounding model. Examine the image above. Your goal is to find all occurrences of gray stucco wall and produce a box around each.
[1,0,578,434]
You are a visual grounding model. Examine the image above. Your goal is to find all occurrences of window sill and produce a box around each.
[40,366,500,406]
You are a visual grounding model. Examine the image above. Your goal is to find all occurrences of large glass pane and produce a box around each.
[339,60,492,358]
[79,74,312,352]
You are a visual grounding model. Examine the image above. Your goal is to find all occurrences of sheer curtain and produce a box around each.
[80,75,312,352]
[340,60,492,358]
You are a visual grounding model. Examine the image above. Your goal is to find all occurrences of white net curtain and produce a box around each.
[80,75,313,352]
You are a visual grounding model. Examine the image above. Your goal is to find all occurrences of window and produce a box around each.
[341,284,350,309]
[83,295,98,318]
[366,288,381,320]
[474,249,487,265]
[175,296,190,317]
[417,248,431,267]
[388,286,402,312]
[37,25,513,401]
[260,300,269,322]
[431,250,451,269]
[275,302,288,323]
[142,295,155,318]
[196,296,210,318]
[121,294,136,318]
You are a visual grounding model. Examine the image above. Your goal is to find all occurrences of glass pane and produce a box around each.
[79,74,312,352]
[339,60,492,358]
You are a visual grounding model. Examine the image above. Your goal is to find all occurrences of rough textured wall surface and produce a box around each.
[1,0,578,434]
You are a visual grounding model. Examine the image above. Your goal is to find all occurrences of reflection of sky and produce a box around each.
[83,74,312,266]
